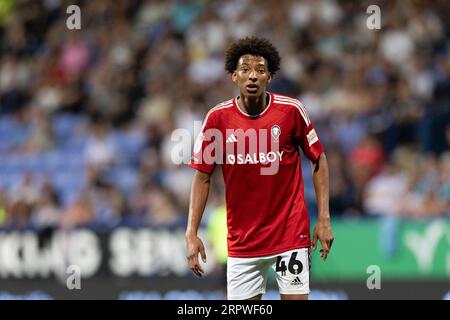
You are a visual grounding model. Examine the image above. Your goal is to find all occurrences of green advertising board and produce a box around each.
[310,218,450,281]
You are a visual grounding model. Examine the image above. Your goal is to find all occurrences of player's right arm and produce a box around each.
[186,106,221,277]
[185,170,211,277]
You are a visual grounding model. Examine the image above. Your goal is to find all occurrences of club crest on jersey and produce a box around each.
[271,125,281,141]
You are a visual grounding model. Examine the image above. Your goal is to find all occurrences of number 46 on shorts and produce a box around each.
[275,251,304,276]
[272,248,310,294]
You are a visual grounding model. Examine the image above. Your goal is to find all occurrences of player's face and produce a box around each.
[232,55,271,97]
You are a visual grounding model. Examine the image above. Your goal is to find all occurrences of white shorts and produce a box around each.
[227,247,311,300]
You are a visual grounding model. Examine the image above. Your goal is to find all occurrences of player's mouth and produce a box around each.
[246,84,259,94]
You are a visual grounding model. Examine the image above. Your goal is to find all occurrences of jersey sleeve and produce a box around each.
[293,102,324,162]
[188,110,219,174]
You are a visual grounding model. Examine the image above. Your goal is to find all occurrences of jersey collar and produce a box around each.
[234,92,272,118]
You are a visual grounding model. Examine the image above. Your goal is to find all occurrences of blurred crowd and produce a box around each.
[0,0,449,229]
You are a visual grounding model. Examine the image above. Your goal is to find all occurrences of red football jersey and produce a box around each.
[189,92,324,258]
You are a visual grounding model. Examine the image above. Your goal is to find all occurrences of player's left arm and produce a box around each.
[311,152,334,261]
[292,100,334,260]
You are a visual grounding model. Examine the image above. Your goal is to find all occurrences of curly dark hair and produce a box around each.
[224,36,281,75]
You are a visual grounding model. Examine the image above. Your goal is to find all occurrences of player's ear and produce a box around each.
[267,73,272,84]
[232,71,237,83]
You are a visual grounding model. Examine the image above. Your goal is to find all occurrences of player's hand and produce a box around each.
[185,234,207,277]
[312,217,334,261]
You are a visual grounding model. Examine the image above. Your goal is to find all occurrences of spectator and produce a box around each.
[61,191,95,229]
[84,120,117,169]
[31,183,61,228]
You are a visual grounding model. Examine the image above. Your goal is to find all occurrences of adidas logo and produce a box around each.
[290,277,303,286]
[226,134,238,143]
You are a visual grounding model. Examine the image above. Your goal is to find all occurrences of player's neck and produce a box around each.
[237,92,268,116]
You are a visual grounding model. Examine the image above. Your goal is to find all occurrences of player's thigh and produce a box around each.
[270,247,310,297]
[227,256,270,300]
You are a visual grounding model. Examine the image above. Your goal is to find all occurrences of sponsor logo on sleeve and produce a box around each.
[307,129,318,146]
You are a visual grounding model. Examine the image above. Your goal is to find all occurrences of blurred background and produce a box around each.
[0,0,448,300]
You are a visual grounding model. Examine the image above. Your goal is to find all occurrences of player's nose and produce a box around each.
[248,70,257,81]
